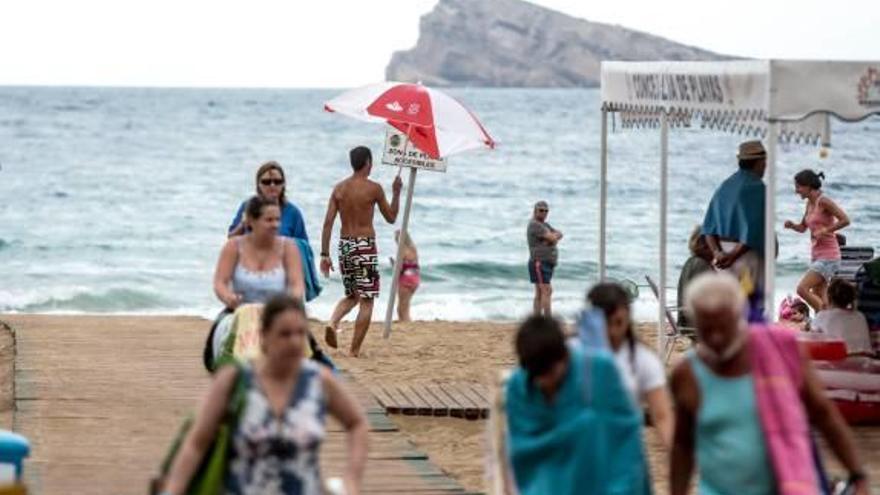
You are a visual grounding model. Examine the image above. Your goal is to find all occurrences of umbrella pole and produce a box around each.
[384,166,418,338]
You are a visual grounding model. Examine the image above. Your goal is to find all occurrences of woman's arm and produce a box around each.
[163,366,239,495]
[322,369,368,495]
[283,239,305,301]
[214,240,241,309]
[784,207,808,233]
[669,362,698,495]
[645,386,674,450]
[820,196,851,234]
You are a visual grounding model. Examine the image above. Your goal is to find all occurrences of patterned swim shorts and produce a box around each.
[338,237,380,299]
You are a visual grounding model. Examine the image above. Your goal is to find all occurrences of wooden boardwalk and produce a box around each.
[370,383,491,419]
[3,315,473,495]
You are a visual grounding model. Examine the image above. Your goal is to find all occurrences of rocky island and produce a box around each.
[386,0,730,87]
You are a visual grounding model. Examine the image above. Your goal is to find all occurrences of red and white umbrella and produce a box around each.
[324,81,495,159]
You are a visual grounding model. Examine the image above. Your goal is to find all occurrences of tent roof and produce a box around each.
[600,60,880,144]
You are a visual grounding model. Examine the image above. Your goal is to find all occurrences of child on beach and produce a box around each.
[779,295,811,331]
[391,229,420,322]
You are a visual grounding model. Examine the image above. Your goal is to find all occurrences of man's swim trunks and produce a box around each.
[338,237,380,299]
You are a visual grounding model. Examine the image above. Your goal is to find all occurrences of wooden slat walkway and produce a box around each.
[370,382,491,420]
[3,315,474,495]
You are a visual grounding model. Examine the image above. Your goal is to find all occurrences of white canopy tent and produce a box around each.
[598,60,880,351]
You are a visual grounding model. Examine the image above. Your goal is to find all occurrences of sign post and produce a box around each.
[382,129,447,338]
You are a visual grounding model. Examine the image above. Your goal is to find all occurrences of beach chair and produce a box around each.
[836,246,875,283]
[645,275,696,363]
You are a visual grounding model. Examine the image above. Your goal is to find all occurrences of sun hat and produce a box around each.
[737,140,767,160]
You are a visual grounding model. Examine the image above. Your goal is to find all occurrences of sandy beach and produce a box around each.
[0,314,876,494]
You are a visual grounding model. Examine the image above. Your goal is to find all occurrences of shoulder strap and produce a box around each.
[225,362,249,424]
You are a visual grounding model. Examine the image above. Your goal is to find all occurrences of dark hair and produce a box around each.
[794,169,825,190]
[587,282,636,364]
[349,146,372,171]
[738,157,764,170]
[245,195,279,223]
[827,278,857,309]
[791,300,810,317]
[515,315,568,380]
[255,161,287,206]
[261,294,307,335]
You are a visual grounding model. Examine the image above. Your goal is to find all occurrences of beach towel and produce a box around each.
[505,347,652,495]
[750,325,821,495]
[702,169,766,255]
[211,304,335,371]
[294,237,322,302]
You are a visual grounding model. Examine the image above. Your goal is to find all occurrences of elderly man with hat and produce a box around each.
[701,140,768,319]
[527,200,563,316]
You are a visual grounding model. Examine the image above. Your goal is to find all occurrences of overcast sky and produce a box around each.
[1,0,878,88]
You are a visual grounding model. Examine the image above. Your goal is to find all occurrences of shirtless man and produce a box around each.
[320,146,402,357]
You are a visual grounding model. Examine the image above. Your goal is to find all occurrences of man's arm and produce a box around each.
[320,189,339,277]
[377,177,403,224]
[800,346,868,492]
[669,362,698,495]
[704,234,748,269]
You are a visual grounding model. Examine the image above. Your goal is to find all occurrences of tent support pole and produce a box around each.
[599,108,608,281]
[658,111,669,353]
[764,122,778,320]
[384,166,418,338]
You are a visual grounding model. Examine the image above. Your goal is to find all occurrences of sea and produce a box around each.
[2,86,880,322]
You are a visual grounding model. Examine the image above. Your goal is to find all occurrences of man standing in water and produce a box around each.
[320,146,402,357]
[527,201,562,316]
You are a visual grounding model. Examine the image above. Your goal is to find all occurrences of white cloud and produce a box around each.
[0,0,877,87]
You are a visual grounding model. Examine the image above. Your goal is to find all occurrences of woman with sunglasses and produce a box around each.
[228,161,308,240]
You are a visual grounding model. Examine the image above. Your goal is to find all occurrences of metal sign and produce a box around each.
[381,129,447,173]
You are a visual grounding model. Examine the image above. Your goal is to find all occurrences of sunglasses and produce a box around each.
[537,208,549,213]
[260,179,285,186]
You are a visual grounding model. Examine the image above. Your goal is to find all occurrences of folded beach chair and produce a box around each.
[836,246,875,283]
[645,275,696,363]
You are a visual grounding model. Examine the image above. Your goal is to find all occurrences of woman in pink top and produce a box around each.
[784,169,850,311]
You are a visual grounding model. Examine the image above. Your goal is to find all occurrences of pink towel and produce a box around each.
[750,324,820,495]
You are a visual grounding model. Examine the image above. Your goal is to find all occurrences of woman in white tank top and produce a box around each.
[214,196,305,308]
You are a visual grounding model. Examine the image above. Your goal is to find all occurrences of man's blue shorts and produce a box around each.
[528,259,555,285]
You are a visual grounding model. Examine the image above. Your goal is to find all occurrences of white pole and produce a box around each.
[599,109,608,281]
[384,166,418,338]
[764,122,778,320]
[658,111,669,353]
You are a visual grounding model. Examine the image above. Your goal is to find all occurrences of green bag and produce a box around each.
[152,363,248,495]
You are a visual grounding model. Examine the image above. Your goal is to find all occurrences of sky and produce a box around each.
[0,0,878,88]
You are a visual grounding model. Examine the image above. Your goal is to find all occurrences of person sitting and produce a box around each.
[206,196,305,369]
[779,295,811,331]
[677,225,714,329]
[503,315,652,495]
[811,278,873,355]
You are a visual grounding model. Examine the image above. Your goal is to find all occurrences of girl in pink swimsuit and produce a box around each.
[784,169,850,312]
[393,230,420,322]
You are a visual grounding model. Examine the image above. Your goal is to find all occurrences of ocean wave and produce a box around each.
[1,287,170,313]
[419,260,598,282]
